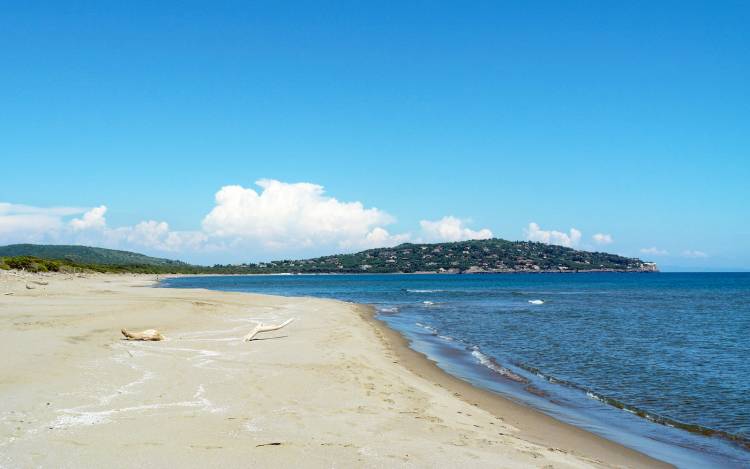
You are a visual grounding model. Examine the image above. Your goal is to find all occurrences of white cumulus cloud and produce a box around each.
[106,221,208,252]
[0,203,86,217]
[0,201,203,254]
[359,227,411,249]
[0,203,84,243]
[1,180,500,261]
[592,233,613,245]
[640,247,669,256]
[202,180,402,250]
[69,205,107,231]
[418,216,493,242]
[525,222,581,247]
[682,249,708,258]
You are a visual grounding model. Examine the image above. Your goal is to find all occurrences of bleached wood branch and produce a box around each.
[243,318,295,342]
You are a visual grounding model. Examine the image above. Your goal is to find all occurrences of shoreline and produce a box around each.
[161,272,674,466]
[160,270,659,277]
[161,274,671,466]
[2,270,669,467]
[356,304,671,468]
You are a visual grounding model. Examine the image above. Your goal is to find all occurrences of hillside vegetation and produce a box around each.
[0,244,188,267]
[0,240,657,274]
[0,255,208,274]
[233,239,657,274]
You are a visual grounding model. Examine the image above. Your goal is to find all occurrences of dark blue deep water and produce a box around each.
[162,273,750,468]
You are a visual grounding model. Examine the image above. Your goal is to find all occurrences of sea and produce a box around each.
[161,272,750,468]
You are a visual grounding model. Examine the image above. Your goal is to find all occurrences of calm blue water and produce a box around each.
[161,273,750,468]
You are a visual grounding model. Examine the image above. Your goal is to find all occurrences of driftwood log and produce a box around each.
[121,328,164,341]
[243,318,295,342]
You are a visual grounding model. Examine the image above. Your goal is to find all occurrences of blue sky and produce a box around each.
[1,1,748,269]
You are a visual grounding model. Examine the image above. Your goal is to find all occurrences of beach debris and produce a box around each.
[25,283,36,290]
[256,442,282,447]
[243,318,295,342]
[31,280,49,286]
[2,292,13,296]
[121,328,165,341]
[528,299,544,305]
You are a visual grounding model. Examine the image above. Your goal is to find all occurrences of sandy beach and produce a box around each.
[0,271,669,468]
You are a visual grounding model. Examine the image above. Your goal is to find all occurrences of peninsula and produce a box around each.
[0,240,657,275]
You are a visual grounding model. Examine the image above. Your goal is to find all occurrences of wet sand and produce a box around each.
[0,271,669,467]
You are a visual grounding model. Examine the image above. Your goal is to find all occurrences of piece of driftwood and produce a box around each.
[25,284,36,290]
[121,328,164,341]
[243,318,295,342]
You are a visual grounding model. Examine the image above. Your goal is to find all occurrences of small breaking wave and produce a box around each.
[411,317,750,451]
[415,322,438,335]
[415,322,454,342]
[405,289,444,293]
[378,306,400,314]
[517,364,750,450]
[470,347,529,384]
[412,323,529,385]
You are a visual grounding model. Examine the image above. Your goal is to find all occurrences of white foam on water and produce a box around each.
[406,289,444,293]
[415,322,438,335]
[528,299,545,305]
[470,347,527,383]
[471,348,500,371]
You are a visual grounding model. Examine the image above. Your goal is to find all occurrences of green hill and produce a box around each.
[0,240,657,274]
[218,239,658,274]
[0,244,188,267]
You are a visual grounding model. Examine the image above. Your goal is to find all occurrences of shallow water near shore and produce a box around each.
[162,272,750,467]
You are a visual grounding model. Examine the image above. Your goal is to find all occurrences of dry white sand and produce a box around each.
[0,271,668,468]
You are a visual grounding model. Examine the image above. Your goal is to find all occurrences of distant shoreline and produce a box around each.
[0,240,659,275]
[159,269,661,278]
